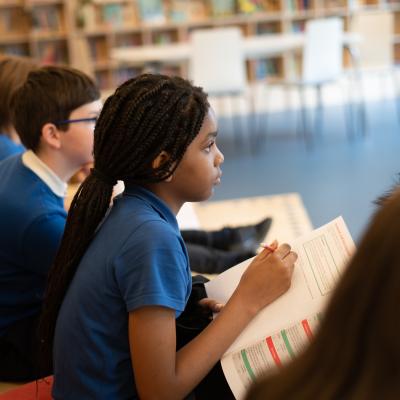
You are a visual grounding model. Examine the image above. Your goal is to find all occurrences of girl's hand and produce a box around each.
[198,298,224,313]
[235,242,297,316]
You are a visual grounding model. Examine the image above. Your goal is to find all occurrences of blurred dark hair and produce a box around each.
[0,55,37,135]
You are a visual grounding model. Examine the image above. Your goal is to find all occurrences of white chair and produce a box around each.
[189,27,255,148]
[263,18,352,146]
[349,11,398,130]
[302,18,344,86]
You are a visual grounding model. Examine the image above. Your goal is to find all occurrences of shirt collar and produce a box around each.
[123,184,180,233]
[22,150,67,198]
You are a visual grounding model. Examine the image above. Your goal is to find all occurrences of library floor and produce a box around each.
[209,90,400,244]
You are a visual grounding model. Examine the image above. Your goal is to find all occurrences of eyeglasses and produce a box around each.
[53,117,97,126]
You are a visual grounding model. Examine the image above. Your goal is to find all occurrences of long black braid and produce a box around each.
[39,74,209,363]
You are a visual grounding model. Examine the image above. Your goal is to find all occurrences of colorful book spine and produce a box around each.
[210,0,236,17]
[102,4,123,28]
[137,0,165,23]
[237,0,264,14]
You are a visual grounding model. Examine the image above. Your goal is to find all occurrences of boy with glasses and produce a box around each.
[0,65,101,381]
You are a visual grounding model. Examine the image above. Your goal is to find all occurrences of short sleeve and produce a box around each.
[114,220,191,315]
[22,212,66,276]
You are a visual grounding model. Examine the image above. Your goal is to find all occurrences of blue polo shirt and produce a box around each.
[53,185,192,400]
[0,154,66,335]
[0,134,24,162]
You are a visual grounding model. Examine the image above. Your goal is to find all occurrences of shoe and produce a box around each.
[229,217,272,252]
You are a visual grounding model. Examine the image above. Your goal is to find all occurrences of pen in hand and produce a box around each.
[259,240,278,253]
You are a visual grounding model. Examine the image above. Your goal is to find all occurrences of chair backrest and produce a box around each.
[350,11,393,69]
[189,27,247,95]
[302,17,344,83]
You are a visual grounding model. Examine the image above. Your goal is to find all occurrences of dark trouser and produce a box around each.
[186,243,253,274]
[181,228,234,251]
[176,276,235,400]
[182,229,253,274]
[0,314,51,382]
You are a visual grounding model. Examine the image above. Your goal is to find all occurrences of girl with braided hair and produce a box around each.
[40,74,297,399]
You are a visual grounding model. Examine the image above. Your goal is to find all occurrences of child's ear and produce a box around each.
[40,123,62,150]
[152,151,173,182]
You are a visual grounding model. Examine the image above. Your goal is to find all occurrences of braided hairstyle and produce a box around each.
[39,74,209,362]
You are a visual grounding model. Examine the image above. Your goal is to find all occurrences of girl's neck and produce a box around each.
[143,183,183,216]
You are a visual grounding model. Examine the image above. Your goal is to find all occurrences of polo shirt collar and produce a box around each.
[22,150,67,198]
[124,184,179,233]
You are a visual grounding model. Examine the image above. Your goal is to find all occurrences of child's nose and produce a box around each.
[215,147,224,166]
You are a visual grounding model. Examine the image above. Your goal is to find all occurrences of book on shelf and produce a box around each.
[287,0,312,11]
[158,64,181,77]
[323,0,346,8]
[167,0,207,22]
[114,66,140,86]
[287,54,302,79]
[209,0,236,17]
[254,58,279,79]
[115,33,142,48]
[187,0,208,21]
[31,6,62,32]
[0,44,29,57]
[0,8,12,32]
[153,31,176,44]
[237,0,265,13]
[256,22,280,35]
[291,20,306,32]
[76,3,97,31]
[0,7,29,34]
[37,40,68,64]
[94,71,111,90]
[102,3,123,28]
[87,37,108,62]
[136,0,165,24]
[205,216,355,400]
[168,0,190,22]
[263,0,281,11]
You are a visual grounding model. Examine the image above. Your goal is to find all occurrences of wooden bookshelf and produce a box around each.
[0,0,396,90]
[0,0,73,63]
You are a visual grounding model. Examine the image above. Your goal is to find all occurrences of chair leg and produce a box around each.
[347,45,368,137]
[258,87,269,145]
[298,86,312,147]
[216,97,233,151]
[314,84,323,136]
[247,85,260,153]
[353,71,368,137]
[227,96,242,150]
[344,93,355,141]
[391,70,400,125]
[339,80,355,140]
[237,97,249,149]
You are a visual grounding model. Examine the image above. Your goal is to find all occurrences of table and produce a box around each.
[111,32,360,66]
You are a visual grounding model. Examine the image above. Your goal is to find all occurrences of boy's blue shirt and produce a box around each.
[0,154,66,335]
[0,134,24,162]
[53,185,192,400]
